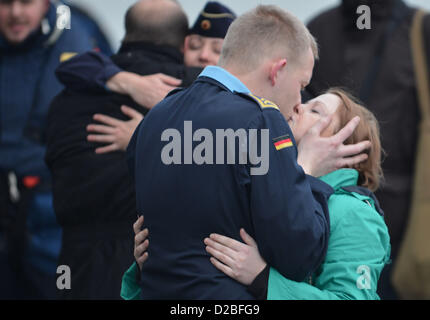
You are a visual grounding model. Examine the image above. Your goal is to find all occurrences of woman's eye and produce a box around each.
[190,44,201,50]
[311,109,319,114]
[189,41,202,50]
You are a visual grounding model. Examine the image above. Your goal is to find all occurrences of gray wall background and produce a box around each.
[67,0,430,51]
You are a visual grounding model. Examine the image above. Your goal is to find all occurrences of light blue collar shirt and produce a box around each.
[198,66,251,94]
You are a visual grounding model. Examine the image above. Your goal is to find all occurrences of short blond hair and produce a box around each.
[218,5,318,72]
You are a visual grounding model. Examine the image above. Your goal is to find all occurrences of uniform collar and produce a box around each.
[199,66,250,94]
[117,42,184,65]
[319,169,359,191]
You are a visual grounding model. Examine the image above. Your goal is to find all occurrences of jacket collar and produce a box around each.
[198,66,250,94]
[116,41,184,65]
[320,169,385,216]
[319,169,359,191]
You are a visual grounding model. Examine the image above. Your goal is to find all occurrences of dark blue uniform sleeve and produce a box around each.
[55,51,121,91]
[248,108,333,282]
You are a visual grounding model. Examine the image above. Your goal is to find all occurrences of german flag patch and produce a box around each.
[273,135,293,151]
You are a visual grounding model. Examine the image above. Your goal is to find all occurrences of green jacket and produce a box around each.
[121,262,141,300]
[268,169,391,300]
[121,169,391,300]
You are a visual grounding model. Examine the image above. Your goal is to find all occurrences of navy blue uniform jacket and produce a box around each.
[127,68,333,299]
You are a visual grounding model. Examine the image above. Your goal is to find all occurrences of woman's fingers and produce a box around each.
[134,228,149,247]
[95,144,119,154]
[209,257,235,279]
[208,233,245,252]
[87,134,115,143]
[121,105,144,120]
[137,252,149,265]
[133,215,149,269]
[135,239,149,256]
[157,73,182,87]
[87,124,116,134]
[204,236,240,260]
[133,216,144,235]
[93,113,123,127]
[205,240,236,267]
[239,229,257,248]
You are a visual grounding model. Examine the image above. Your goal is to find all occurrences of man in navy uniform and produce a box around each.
[128,5,371,299]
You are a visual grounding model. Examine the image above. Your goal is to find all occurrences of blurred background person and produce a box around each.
[45,0,218,299]
[0,0,111,299]
[305,0,430,299]
[183,0,236,67]
[64,0,430,52]
[55,1,236,153]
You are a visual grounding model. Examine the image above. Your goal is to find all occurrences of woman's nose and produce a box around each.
[199,44,212,62]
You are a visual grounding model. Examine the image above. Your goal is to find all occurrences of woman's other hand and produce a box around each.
[133,215,149,271]
[87,105,143,154]
[204,229,267,285]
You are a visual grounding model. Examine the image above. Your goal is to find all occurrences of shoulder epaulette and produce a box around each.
[235,92,280,111]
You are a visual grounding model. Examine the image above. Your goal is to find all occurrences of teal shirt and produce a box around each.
[121,169,391,300]
[268,169,391,300]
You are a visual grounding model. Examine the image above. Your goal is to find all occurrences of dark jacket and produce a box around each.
[45,42,201,299]
[0,2,95,179]
[306,0,430,260]
[0,1,99,279]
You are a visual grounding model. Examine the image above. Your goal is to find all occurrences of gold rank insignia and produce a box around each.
[247,93,280,111]
[60,52,77,62]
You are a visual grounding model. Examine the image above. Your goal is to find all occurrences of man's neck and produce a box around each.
[222,64,270,98]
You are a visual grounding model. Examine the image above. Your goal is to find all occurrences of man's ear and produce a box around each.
[269,59,287,86]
